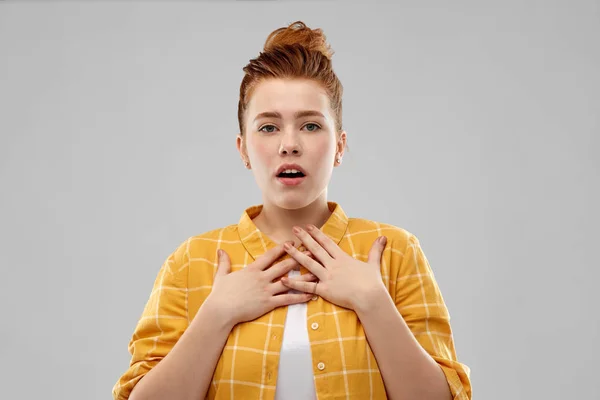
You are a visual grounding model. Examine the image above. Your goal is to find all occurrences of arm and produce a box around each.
[114,241,311,400]
[128,302,234,400]
[356,289,452,400]
[356,235,471,400]
[112,241,236,400]
[127,301,234,400]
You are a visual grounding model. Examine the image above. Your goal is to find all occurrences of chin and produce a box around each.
[271,192,318,210]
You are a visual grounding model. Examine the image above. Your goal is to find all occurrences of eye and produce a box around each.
[258,124,277,133]
[303,123,321,132]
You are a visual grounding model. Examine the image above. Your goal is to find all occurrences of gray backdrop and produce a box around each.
[1,1,598,399]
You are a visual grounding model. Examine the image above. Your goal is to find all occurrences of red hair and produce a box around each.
[237,21,343,136]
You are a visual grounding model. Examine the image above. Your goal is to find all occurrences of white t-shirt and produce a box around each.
[273,269,318,400]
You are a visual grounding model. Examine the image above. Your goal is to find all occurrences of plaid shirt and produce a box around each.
[113,202,471,399]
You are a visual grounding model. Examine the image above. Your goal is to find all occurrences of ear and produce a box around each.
[334,130,347,166]
[237,134,251,169]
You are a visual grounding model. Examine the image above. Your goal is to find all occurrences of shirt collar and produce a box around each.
[237,201,349,260]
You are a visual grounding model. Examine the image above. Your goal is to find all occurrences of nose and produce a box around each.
[278,131,302,156]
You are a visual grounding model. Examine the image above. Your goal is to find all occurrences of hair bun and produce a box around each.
[263,21,334,60]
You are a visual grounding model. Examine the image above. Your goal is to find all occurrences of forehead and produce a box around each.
[246,78,331,118]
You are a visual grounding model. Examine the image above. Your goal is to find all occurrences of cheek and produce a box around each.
[313,137,336,162]
[248,140,274,170]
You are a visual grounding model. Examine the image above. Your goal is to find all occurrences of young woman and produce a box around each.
[113,21,472,400]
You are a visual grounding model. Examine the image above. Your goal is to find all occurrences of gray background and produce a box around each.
[1,1,598,399]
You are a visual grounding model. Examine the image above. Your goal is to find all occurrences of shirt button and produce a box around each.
[311,295,318,301]
[311,322,319,330]
[317,362,325,371]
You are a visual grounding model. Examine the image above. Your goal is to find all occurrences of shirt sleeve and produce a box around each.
[393,234,472,400]
[112,240,190,400]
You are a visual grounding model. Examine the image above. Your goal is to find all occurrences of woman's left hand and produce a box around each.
[281,224,388,312]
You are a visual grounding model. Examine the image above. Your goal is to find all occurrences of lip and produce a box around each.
[275,163,307,187]
[275,163,307,177]
[277,176,307,186]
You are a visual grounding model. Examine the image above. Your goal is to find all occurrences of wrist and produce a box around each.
[196,294,237,332]
[353,284,392,316]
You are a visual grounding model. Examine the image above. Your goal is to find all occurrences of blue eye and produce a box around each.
[259,124,320,133]
[259,125,277,133]
[304,123,320,132]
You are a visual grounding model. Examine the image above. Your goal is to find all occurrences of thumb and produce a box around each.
[367,236,387,266]
[215,249,231,277]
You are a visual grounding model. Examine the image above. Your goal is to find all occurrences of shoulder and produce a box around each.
[163,224,239,265]
[346,216,418,250]
[182,223,240,256]
[161,224,240,280]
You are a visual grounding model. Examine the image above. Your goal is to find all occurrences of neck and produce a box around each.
[253,192,333,246]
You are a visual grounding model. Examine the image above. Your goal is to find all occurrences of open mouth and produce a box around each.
[276,169,306,179]
[276,168,307,186]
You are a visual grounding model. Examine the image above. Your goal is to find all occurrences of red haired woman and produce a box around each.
[113,21,472,400]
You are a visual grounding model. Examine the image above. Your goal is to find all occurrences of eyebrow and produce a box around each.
[253,110,325,122]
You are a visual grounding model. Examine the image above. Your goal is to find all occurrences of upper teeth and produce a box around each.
[283,169,300,174]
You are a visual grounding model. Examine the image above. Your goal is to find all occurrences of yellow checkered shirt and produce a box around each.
[113,202,471,399]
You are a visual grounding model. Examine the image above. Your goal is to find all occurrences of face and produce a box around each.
[237,78,346,210]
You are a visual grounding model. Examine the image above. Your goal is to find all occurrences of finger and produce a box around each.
[281,277,320,295]
[296,272,318,282]
[265,257,300,281]
[284,243,326,280]
[367,236,387,266]
[215,250,231,277]
[292,226,333,266]
[270,280,289,295]
[270,268,318,293]
[271,292,314,308]
[304,224,346,259]
[251,242,293,271]
[265,251,312,281]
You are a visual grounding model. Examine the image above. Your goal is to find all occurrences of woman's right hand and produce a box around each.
[204,243,317,327]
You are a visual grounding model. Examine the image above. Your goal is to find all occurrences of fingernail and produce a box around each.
[292,226,301,234]
[283,242,292,250]
[217,249,223,258]
[305,224,314,232]
[379,236,387,245]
